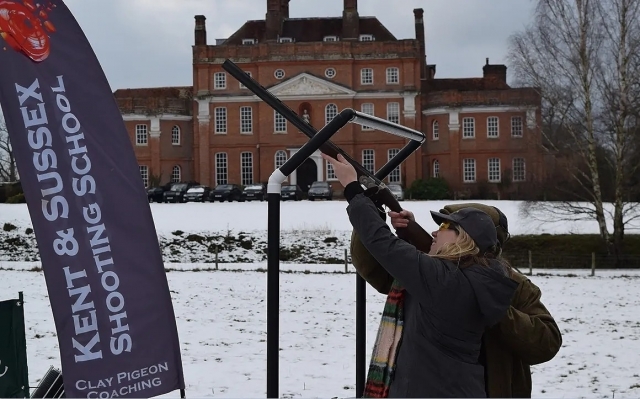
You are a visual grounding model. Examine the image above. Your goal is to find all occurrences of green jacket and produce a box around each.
[351,230,562,398]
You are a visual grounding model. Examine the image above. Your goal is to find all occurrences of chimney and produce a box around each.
[266,0,284,41]
[342,0,359,40]
[414,9,426,80]
[281,0,290,19]
[194,15,207,46]
[483,58,508,82]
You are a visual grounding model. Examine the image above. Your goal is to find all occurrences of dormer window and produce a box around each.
[359,34,374,41]
[279,37,293,43]
[323,36,339,42]
[242,38,256,45]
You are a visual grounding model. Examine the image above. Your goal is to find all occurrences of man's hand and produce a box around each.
[321,153,358,187]
[389,210,415,229]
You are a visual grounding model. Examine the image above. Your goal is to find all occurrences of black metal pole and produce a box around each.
[265,107,354,399]
[355,274,366,397]
[266,191,280,399]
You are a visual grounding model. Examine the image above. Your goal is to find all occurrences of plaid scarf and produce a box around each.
[362,279,405,398]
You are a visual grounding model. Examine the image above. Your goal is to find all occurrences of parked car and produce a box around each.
[387,184,404,201]
[307,181,333,201]
[184,186,211,202]
[163,181,199,203]
[241,183,266,201]
[147,183,172,203]
[281,184,303,201]
[209,184,242,202]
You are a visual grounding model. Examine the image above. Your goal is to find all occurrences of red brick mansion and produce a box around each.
[114,0,545,198]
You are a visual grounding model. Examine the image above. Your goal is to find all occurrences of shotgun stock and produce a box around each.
[222,59,433,252]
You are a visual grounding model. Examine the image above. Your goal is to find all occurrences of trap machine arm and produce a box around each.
[221,59,434,253]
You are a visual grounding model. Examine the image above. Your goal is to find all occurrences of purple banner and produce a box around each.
[0,1,185,397]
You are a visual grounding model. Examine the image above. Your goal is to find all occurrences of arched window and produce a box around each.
[432,120,439,140]
[171,126,180,145]
[325,103,338,125]
[433,160,440,178]
[171,165,181,182]
[275,150,287,169]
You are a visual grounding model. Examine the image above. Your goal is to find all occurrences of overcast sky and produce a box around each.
[64,0,536,91]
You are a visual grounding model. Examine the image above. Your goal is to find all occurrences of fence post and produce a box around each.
[528,250,532,276]
[591,252,595,276]
[344,248,348,273]
[215,246,219,270]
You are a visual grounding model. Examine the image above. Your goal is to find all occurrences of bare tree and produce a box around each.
[509,0,640,258]
[0,116,17,183]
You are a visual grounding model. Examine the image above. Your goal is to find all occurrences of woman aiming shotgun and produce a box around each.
[323,153,518,398]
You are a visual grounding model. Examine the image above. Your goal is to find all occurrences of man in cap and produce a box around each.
[350,203,562,398]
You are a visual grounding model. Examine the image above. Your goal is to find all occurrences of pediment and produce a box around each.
[269,73,356,97]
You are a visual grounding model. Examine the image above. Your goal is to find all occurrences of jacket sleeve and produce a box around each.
[495,275,563,365]
[350,229,394,294]
[346,193,452,303]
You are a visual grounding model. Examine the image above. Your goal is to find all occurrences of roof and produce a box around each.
[113,86,193,99]
[223,16,398,45]
[427,78,511,91]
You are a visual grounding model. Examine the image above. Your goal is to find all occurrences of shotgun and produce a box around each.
[221,59,434,253]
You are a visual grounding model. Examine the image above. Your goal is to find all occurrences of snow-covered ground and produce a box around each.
[1,201,639,398]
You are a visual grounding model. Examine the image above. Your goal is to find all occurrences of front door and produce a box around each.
[296,158,317,193]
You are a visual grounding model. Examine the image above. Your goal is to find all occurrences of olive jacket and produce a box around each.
[351,230,563,398]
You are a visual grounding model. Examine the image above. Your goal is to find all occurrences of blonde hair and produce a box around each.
[431,225,503,268]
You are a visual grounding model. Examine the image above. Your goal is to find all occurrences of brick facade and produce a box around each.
[116,1,545,199]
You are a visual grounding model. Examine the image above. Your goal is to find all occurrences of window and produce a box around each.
[239,72,252,89]
[325,104,338,125]
[274,111,287,133]
[171,126,180,145]
[214,72,226,89]
[361,68,373,85]
[135,124,148,145]
[361,103,374,130]
[487,117,499,138]
[359,34,374,41]
[386,67,399,84]
[242,38,255,45]
[139,165,148,187]
[432,120,439,140]
[215,107,227,134]
[511,116,523,137]
[463,159,476,182]
[171,165,181,183]
[387,102,400,124]
[274,69,285,79]
[462,117,475,138]
[513,158,526,181]
[388,148,401,183]
[240,106,253,134]
[488,158,501,182]
[326,162,336,180]
[241,152,253,185]
[362,149,375,174]
[433,160,439,178]
[275,150,287,170]
[215,153,228,185]
[323,36,338,42]
[279,37,293,43]
[325,68,336,78]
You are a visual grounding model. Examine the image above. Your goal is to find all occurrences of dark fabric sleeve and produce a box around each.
[350,229,394,294]
[344,181,364,202]
[495,276,563,365]
[346,193,451,303]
